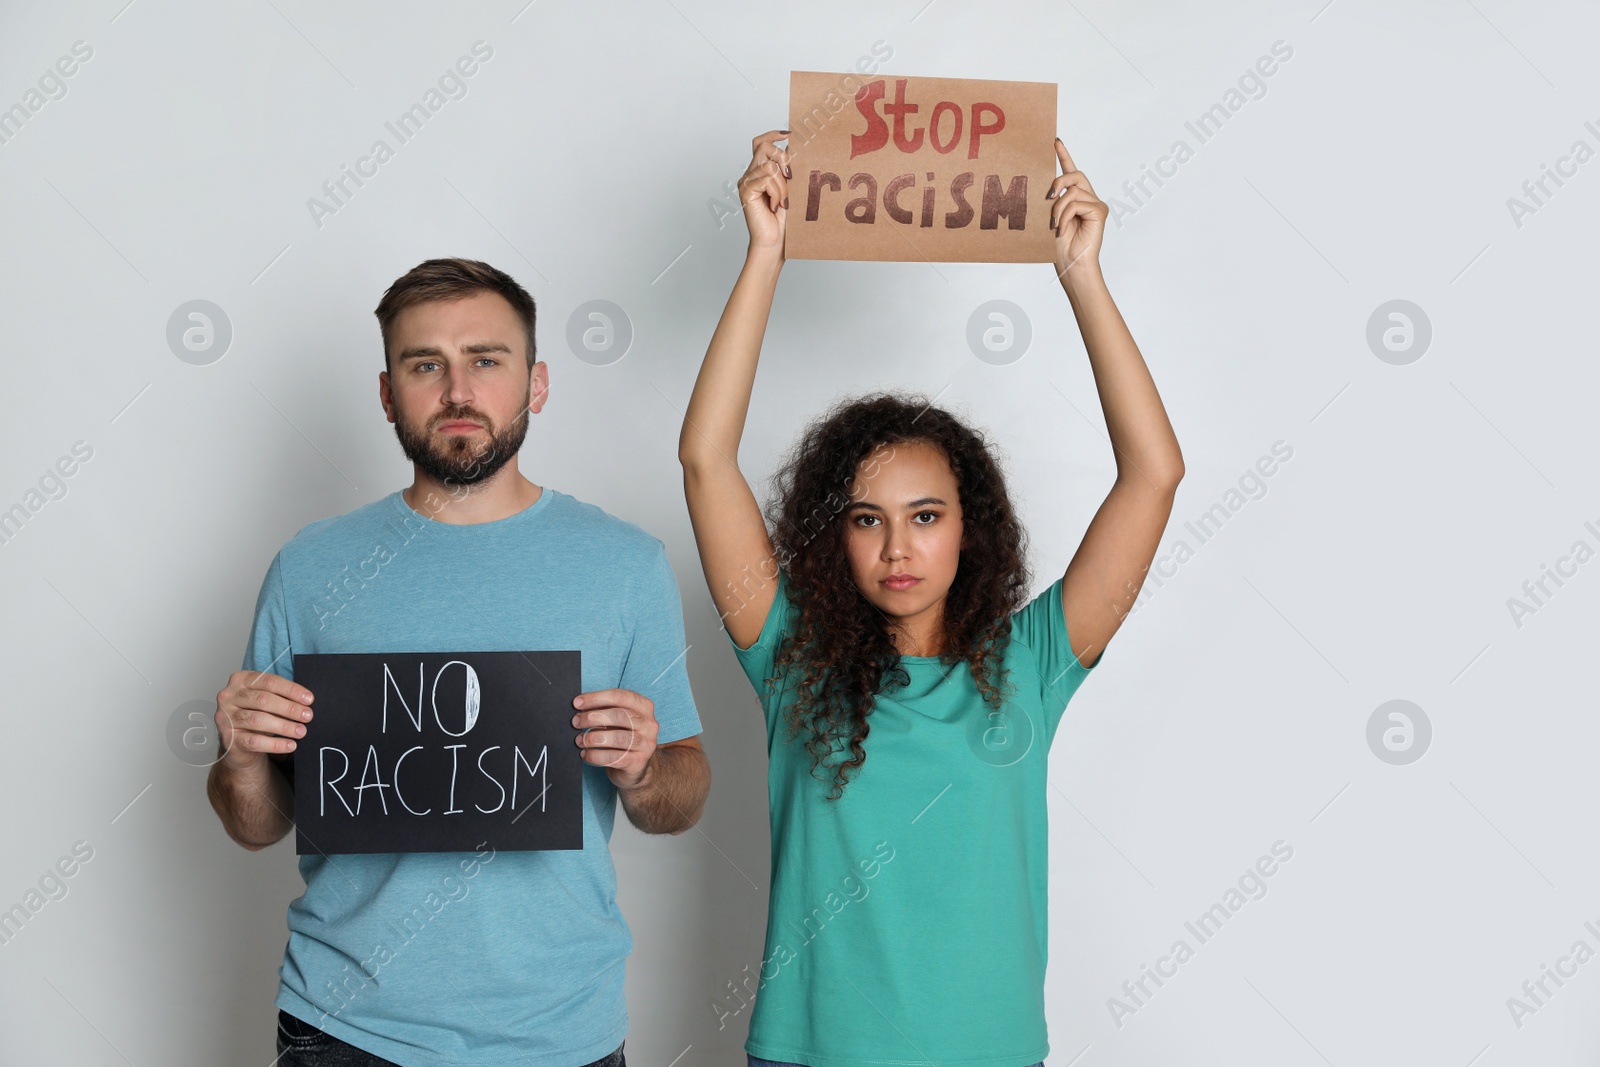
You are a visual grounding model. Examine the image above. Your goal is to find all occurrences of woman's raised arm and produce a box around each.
[679,130,791,650]
[1049,138,1186,669]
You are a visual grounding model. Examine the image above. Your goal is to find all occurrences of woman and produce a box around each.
[679,129,1183,1067]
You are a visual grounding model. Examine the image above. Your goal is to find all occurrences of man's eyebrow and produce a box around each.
[846,497,949,511]
[396,341,514,362]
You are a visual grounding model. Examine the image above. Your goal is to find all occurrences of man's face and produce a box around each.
[380,291,547,488]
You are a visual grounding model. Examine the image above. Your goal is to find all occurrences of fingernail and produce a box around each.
[782,196,789,209]
[783,165,791,177]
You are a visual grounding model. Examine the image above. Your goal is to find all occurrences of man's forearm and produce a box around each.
[618,744,711,835]
[207,758,294,850]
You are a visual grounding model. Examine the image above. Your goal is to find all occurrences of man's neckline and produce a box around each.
[389,484,554,532]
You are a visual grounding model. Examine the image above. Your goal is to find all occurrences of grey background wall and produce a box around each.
[1,0,1595,1064]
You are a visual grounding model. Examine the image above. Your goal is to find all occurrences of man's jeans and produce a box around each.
[276,1010,626,1066]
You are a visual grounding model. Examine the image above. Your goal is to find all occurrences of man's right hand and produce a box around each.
[215,670,314,770]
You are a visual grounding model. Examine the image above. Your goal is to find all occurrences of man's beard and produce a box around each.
[393,399,529,489]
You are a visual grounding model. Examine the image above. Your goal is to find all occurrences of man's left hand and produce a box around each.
[572,688,659,791]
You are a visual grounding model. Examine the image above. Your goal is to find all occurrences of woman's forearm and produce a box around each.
[679,249,783,469]
[1061,267,1184,486]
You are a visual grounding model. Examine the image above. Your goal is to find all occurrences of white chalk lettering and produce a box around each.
[511,745,549,813]
[382,662,425,733]
[321,747,355,816]
[444,744,466,815]
[392,745,430,815]
[354,745,391,815]
[475,746,506,814]
[431,660,481,737]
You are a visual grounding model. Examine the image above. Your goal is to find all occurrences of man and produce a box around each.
[207,257,710,1067]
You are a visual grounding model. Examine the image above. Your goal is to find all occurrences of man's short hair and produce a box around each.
[374,257,537,372]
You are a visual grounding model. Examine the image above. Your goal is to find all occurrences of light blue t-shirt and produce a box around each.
[241,486,702,1067]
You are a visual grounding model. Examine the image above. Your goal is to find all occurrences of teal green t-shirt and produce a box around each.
[729,569,1097,1067]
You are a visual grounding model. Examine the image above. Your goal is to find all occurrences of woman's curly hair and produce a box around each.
[760,392,1031,799]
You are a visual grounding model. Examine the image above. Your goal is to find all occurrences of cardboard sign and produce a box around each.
[785,71,1058,263]
[291,651,582,855]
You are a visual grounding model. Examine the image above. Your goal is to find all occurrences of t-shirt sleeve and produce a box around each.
[1010,574,1099,730]
[241,550,297,781]
[620,543,703,745]
[726,568,799,733]
[242,550,294,679]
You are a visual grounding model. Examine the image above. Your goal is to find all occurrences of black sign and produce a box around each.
[290,651,582,855]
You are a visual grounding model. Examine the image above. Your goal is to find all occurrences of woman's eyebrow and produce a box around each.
[846,497,948,511]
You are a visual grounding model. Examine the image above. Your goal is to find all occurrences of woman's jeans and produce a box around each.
[749,1059,1043,1067]
[276,1010,626,1066]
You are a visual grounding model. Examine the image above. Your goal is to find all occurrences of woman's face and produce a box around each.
[841,440,965,640]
